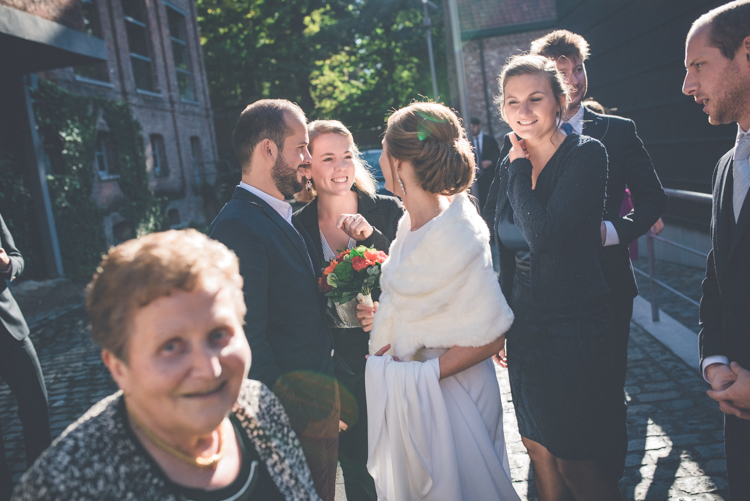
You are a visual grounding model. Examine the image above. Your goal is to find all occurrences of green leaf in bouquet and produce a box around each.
[335,260,354,282]
[326,274,338,287]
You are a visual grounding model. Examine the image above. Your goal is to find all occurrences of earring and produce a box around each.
[396,174,406,195]
[305,178,312,192]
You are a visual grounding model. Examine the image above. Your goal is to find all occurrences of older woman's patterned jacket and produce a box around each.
[12,379,321,501]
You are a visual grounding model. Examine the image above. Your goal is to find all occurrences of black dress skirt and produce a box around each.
[506,264,618,460]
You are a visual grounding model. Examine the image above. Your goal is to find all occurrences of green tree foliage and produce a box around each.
[30,81,168,278]
[197,0,448,147]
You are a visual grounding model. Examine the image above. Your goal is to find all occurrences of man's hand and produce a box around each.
[481,160,493,170]
[0,248,9,272]
[356,301,378,332]
[706,362,737,391]
[707,362,750,420]
[337,214,373,242]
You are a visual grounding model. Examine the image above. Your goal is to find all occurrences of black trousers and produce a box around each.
[333,328,377,501]
[0,333,50,501]
[725,414,750,500]
[598,291,633,485]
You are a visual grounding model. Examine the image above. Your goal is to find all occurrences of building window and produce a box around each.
[150,134,169,177]
[166,5,195,101]
[76,0,109,82]
[95,132,118,178]
[123,0,156,92]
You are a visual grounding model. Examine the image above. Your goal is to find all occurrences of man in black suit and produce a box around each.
[683,2,750,497]
[469,117,501,212]
[486,30,668,488]
[209,100,339,500]
[0,214,50,500]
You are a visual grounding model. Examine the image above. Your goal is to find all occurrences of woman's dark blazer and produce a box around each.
[294,187,404,272]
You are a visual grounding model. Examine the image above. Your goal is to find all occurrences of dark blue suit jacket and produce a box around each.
[209,187,335,432]
[700,150,750,369]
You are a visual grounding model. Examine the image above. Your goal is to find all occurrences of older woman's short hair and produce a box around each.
[86,229,245,362]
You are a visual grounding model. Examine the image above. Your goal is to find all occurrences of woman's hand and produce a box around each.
[337,214,374,241]
[365,343,402,362]
[508,133,529,162]
[492,347,508,368]
[356,301,379,332]
[339,420,349,433]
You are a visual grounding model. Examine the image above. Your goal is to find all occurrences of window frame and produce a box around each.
[164,3,196,102]
[123,0,157,92]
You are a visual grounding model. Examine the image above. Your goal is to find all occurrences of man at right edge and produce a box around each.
[683,2,750,498]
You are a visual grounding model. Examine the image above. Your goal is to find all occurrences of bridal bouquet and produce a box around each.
[318,245,387,307]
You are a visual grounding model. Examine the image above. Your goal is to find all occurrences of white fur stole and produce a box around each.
[369,193,514,360]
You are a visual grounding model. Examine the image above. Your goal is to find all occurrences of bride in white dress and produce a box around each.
[356,102,520,501]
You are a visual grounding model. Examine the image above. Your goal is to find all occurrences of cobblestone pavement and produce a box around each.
[0,297,729,500]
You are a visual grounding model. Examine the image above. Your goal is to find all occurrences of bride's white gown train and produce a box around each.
[366,351,519,501]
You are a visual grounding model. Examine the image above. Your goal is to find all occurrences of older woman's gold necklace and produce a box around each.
[127,407,228,468]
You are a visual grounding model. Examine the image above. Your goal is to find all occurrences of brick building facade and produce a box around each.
[46,0,219,244]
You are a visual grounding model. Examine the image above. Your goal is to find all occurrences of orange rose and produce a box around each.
[351,256,372,272]
[323,259,338,275]
[365,250,387,263]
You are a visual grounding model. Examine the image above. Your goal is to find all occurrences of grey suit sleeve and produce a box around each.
[609,120,668,245]
[0,214,23,281]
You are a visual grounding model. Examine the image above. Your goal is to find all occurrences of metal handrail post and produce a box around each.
[646,232,660,322]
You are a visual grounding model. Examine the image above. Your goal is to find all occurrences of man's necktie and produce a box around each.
[561,122,574,135]
[734,134,750,222]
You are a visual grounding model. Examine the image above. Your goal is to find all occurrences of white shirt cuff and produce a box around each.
[603,221,620,246]
[702,356,730,382]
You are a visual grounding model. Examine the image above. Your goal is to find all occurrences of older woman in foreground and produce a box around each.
[12,229,320,501]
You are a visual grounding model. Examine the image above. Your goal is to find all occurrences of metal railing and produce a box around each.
[632,188,712,322]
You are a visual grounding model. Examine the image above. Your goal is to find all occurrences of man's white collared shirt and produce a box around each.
[238,181,294,227]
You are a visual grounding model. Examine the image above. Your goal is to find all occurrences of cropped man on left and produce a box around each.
[0,213,50,500]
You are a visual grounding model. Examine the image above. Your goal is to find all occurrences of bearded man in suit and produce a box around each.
[209,99,339,500]
[683,1,750,498]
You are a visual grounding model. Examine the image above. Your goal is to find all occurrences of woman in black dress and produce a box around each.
[490,54,620,500]
[295,120,403,501]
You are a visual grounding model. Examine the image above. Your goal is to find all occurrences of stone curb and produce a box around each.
[631,295,700,372]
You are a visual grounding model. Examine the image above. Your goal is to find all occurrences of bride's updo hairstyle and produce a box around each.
[384,102,475,196]
[495,54,570,128]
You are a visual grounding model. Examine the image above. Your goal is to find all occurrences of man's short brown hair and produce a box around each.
[232,99,306,174]
[689,0,750,60]
[86,229,245,362]
[530,29,590,62]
